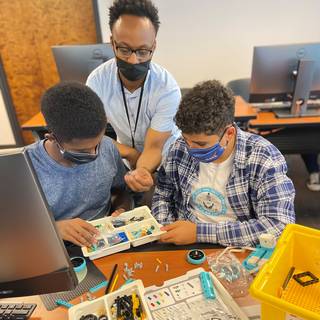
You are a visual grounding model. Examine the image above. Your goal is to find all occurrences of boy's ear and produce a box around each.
[226,125,236,138]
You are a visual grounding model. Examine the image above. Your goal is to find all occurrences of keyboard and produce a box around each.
[0,303,36,320]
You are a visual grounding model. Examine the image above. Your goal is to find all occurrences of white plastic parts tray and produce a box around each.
[144,268,249,320]
[68,280,152,320]
[68,269,248,320]
[81,206,165,260]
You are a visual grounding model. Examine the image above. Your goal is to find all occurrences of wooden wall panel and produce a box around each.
[0,0,97,144]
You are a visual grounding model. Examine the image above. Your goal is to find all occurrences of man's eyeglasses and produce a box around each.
[113,40,154,59]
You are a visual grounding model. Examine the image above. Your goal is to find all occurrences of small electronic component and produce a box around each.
[111,215,145,228]
[186,249,206,265]
[112,219,126,228]
[106,232,128,246]
[242,233,276,273]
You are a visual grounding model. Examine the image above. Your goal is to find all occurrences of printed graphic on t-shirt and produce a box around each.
[191,187,227,217]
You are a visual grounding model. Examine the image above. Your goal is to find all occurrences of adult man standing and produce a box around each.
[87,0,181,193]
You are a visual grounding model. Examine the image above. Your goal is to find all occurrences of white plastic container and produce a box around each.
[81,206,165,260]
[68,280,152,320]
[69,269,248,320]
[145,268,249,320]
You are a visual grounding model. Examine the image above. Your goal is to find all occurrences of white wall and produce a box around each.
[0,88,16,147]
[97,0,320,88]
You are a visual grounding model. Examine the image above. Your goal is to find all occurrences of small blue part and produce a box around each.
[70,256,86,273]
[118,231,129,242]
[56,299,74,308]
[89,280,108,293]
[200,271,216,299]
[242,245,274,272]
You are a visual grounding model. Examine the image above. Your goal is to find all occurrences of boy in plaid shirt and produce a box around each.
[152,80,295,247]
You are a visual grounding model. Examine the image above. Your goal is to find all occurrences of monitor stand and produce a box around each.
[274,106,320,118]
[275,59,317,118]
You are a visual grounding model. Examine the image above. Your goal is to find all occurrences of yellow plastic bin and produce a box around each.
[250,224,320,320]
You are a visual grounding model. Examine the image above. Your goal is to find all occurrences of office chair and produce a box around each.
[226,78,251,102]
[226,78,251,130]
[180,88,190,97]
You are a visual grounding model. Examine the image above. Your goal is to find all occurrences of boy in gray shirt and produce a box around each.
[27,82,128,247]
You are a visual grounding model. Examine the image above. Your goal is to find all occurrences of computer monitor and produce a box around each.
[51,43,117,139]
[0,148,78,298]
[52,43,114,83]
[249,42,320,118]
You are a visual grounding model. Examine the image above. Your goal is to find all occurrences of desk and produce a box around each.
[20,96,320,154]
[249,111,320,129]
[233,96,257,122]
[21,96,257,139]
[0,246,255,319]
[249,111,320,154]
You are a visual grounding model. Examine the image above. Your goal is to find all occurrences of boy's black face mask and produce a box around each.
[53,136,99,165]
[58,147,99,165]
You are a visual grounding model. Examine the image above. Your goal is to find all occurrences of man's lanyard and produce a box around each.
[119,74,145,149]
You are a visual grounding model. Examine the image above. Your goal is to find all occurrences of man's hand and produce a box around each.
[126,148,141,169]
[160,221,197,245]
[56,218,99,247]
[112,139,140,169]
[124,167,154,192]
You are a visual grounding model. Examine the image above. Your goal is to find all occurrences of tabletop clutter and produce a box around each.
[57,208,318,320]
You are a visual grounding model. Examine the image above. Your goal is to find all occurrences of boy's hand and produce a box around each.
[160,221,197,245]
[56,218,99,247]
[111,208,126,217]
[124,167,154,192]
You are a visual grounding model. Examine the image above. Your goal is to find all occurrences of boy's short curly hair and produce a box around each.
[41,82,107,142]
[175,80,235,136]
[109,0,160,34]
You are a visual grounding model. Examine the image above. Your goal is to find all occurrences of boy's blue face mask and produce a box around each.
[187,142,225,163]
[186,126,231,163]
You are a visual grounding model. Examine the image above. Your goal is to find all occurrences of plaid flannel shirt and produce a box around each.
[152,127,295,247]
